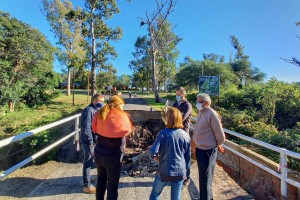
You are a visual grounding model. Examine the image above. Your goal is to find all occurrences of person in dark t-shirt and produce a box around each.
[173,87,192,133]
[173,86,192,188]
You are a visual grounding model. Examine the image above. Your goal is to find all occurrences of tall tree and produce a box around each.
[229,35,249,60]
[97,64,117,92]
[229,35,265,84]
[155,16,181,92]
[0,12,58,111]
[114,74,131,90]
[175,58,202,90]
[42,0,86,96]
[140,0,176,102]
[129,36,152,92]
[83,0,122,97]
[202,53,225,63]
[175,57,239,90]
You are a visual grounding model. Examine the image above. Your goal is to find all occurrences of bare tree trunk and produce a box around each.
[150,27,160,102]
[9,100,14,112]
[90,8,96,98]
[67,67,71,96]
[143,0,175,102]
[147,81,149,92]
[157,81,160,92]
[164,80,168,93]
[151,48,160,102]
[87,70,90,103]
[72,67,75,106]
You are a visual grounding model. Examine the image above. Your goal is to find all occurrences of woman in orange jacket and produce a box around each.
[92,95,132,200]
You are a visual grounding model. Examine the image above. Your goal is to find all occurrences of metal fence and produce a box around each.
[0,114,81,180]
[222,128,300,198]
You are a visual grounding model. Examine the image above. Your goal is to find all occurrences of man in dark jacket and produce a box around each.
[173,87,192,188]
[80,94,105,194]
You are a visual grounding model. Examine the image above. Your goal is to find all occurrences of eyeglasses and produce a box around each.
[196,101,206,103]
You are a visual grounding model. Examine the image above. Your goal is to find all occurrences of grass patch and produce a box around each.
[141,94,166,111]
[0,90,91,139]
[140,93,198,116]
[141,93,198,117]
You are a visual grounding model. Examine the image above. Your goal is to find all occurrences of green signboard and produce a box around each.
[198,76,220,95]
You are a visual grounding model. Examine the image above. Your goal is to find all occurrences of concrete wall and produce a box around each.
[218,140,299,200]
[126,110,162,122]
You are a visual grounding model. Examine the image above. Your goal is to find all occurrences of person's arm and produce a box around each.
[184,139,191,179]
[82,108,93,145]
[91,112,97,135]
[210,111,225,145]
[149,131,163,159]
[182,103,192,122]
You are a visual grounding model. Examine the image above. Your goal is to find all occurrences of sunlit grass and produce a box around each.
[141,93,198,116]
[0,90,91,139]
[141,95,166,111]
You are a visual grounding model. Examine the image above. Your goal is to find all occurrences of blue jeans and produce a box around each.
[81,142,95,187]
[149,174,184,200]
[196,147,218,200]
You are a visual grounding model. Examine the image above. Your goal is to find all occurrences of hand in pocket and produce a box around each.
[89,144,95,156]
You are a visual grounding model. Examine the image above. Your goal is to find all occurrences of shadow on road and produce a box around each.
[0,176,86,198]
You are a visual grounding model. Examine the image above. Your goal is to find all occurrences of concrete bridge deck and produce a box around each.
[0,95,254,199]
[0,160,253,200]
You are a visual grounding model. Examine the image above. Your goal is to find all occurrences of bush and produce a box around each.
[14,102,28,111]
[19,129,61,164]
[252,126,300,170]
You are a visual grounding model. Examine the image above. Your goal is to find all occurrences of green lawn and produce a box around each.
[0,90,90,139]
[141,94,166,111]
[140,93,198,116]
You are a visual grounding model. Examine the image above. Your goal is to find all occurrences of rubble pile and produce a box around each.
[127,125,155,149]
[122,119,165,177]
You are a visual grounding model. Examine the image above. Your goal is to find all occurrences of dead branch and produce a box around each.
[281,57,300,67]
[153,0,175,44]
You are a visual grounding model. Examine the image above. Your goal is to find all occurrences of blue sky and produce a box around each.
[1,0,300,82]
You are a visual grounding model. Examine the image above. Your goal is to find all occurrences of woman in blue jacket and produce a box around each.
[149,107,191,200]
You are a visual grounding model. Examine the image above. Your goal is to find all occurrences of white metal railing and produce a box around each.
[190,119,300,198]
[223,128,300,197]
[0,114,81,180]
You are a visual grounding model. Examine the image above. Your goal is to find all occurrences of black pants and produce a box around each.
[94,150,122,200]
[196,147,218,200]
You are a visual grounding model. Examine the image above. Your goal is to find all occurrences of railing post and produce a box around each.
[74,116,80,151]
[75,116,79,133]
[280,148,288,198]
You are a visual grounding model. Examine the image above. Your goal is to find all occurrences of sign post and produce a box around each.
[199,76,220,105]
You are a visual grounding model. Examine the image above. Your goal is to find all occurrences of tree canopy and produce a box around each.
[130,16,181,93]
[42,0,86,96]
[0,11,59,110]
[83,0,122,96]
